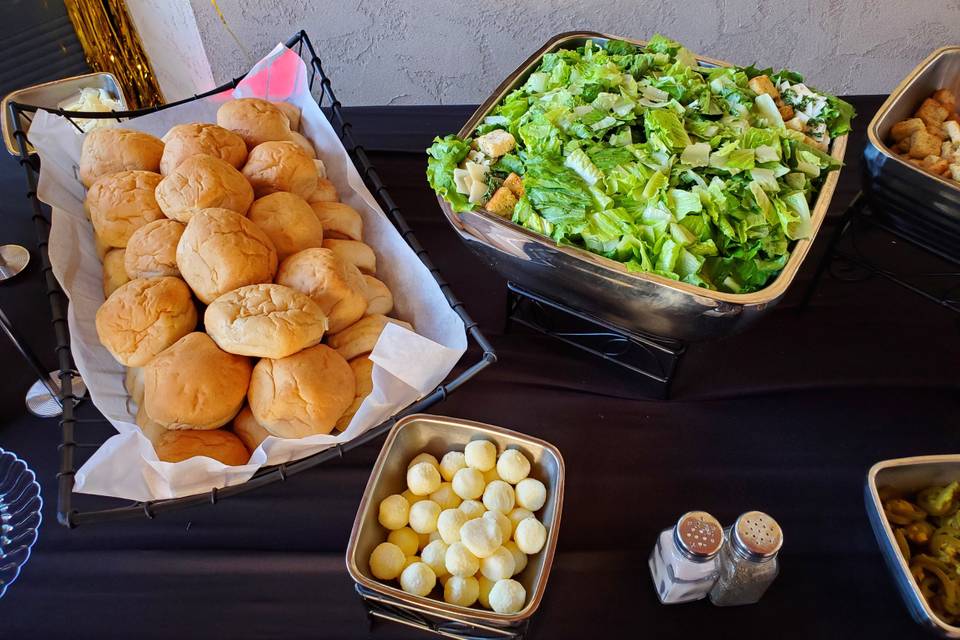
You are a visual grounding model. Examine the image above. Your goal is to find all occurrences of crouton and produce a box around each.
[916,98,949,126]
[748,75,780,100]
[950,163,960,182]
[485,186,518,216]
[908,129,943,159]
[503,172,524,198]
[804,134,828,151]
[476,129,516,158]
[933,88,957,112]
[907,158,923,167]
[891,118,926,141]
[895,138,912,153]
[948,112,960,124]
[778,104,795,120]
[945,120,960,144]
[921,155,950,175]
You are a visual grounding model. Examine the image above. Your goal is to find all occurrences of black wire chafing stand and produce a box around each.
[8,30,496,528]
[800,191,960,315]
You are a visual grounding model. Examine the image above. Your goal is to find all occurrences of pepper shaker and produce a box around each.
[649,511,724,604]
[709,511,783,606]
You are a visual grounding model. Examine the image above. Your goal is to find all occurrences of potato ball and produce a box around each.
[452,467,485,501]
[477,575,495,609]
[460,515,502,558]
[483,480,516,514]
[508,508,534,535]
[421,539,450,579]
[438,508,469,544]
[504,541,527,575]
[480,546,516,582]
[408,452,440,470]
[408,462,442,496]
[430,482,462,510]
[515,478,547,512]
[418,532,432,551]
[459,499,486,520]
[445,541,480,577]
[400,562,436,597]
[378,494,410,530]
[484,466,502,484]
[387,527,419,557]
[409,500,442,534]
[369,542,406,580]
[402,489,427,505]
[496,449,531,484]
[464,440,497,472]
[439,451,466,482]
[483,510,512,542]
[489,578,526,614]
[403,555,420,571]
[515,517,547,554]
[429,530,443,544]
[444,575,480,607]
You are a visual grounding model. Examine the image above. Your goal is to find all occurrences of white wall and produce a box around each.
[185,0,960,105]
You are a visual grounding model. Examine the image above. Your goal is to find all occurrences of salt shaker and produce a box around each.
[709,511,783,606]
[649,511,724,604]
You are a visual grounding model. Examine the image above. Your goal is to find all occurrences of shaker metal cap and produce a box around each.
[674,511,723,559]
[732,511,783,560]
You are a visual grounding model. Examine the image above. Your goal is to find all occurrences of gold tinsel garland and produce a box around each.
[64,0,164,109]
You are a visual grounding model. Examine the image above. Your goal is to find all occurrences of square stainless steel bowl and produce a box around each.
[866,455,960,638]
[346,413,565,625]
[436,31,848,342]
[864,47,960,255]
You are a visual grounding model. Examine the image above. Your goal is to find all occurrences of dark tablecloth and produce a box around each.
[0,97,958,639]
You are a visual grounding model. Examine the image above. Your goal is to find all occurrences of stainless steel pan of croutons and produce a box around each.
[864,46,960,258]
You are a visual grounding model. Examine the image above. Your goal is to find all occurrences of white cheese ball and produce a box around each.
[387,527,419,557]
[464,440,497,472]
[438,508,469,544]
[443,575,480,607]
[484,466,502,484]
[496,449,531,484]
[407,462,442,496]
[408,452,440,471]
[402,489,427,505]
[445,541,480,577]
[369,542,406,580]
[417,532,431,551]
[429,530,443,543]
[514,517,547,554]
[421,539,450,578]
[460,514,502,558]
[452,467,485,500]
[378,494,410,530]
[459,499,486,520]
[399,561,437,597]
[477,575,495,609]
[489,578,526,614]
[408,499,441,534]
[514,478,547,512]
[403,555,420,571]
[503,541,527,575]
[439,451,466,482]
[483,510,512,542]
[482,480,516,514]
[508,508,534,536]
[479,546,516,581]
[429,482,462,510]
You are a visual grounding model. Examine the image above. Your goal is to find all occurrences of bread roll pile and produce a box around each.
[82,98,411,467]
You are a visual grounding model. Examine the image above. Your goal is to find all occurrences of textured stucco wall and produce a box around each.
[187,0,960,105]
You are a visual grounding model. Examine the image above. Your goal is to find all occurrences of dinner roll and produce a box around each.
[289,131,315,157]
[216,98,292,148]
[95,277,197,367]
[155,429,250,466]
[334,355,374,431]
[247,344,354,438]
[156,154,254,222]
[102,249,129,298]
[160,123,248,175]
[308,177,338,203]
[310,201,363,241]
[125,366,145,408]
[242,141,318,199]
[313,159,326,179]
[232,405,271,451]
[271,101,301,131]
[94,232,110,260]
[144,332,252,430]
[327,314,413,361]
[363,276,393,316]
[135,403,167,444]
[124,218,184,279]
[247,192,324,260]
[176,208,278,304]
[79,128,163,188]
[275,248,367,333]
[86,170,164,248]
[204,284,327,358]
[322,239,376,274]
